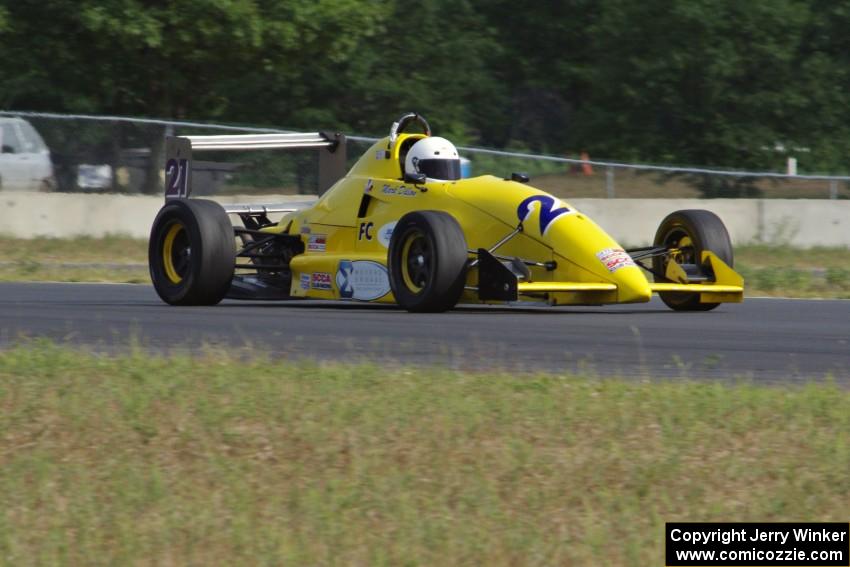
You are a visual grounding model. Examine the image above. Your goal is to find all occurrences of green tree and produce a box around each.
[475,0,600,152]
[224,0,503,143]
[3,0,850,193]
[0,0,389,191]
[790,1,850,173]
[574,0,811,168]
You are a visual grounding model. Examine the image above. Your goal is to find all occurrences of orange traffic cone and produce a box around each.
[581,152,594,176]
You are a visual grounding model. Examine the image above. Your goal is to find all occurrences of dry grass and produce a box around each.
[0,344,848,565]
[0,235,147,264]
[0,264,149,283]
[0,236,149,283]
[532,170,850,199]
[0,237,848,297]
[736,246,850,298]
[736,245,850,269]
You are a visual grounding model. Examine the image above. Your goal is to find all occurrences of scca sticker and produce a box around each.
[517,195,573,235]
[336,260,390,301]
[310,272,333,290]
[596,248,636,272]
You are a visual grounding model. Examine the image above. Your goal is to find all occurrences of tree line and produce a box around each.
[2,0,849,178]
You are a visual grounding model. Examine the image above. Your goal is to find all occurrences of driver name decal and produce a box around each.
[596,248,636,272]
[336,260,390,301]
[517,195,573,235]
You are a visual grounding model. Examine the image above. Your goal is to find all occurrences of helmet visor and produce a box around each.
[418,158,461,181]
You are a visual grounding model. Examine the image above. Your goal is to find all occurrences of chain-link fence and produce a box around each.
[456,146,850,200]
[2,111,848,199]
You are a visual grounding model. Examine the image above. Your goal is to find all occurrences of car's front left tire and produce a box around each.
[149,199,235,305]
[388,211,468,312]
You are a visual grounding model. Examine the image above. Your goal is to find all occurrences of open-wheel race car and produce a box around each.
[149,113,744,312]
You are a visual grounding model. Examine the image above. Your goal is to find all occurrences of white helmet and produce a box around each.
[404,136,461,181]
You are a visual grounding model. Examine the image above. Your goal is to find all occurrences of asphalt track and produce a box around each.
[0,282,847,382]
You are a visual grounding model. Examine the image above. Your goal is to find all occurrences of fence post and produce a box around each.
[829,179,838,200]
[606,167,615,198]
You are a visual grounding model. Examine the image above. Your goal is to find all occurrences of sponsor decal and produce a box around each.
[375,150,385,160]
[516,195,573,235]
[382,184,396,195]
[307,234,327,252]
[399,187,416,196]
[310,272,333,291]
[299,273,310,290]
[596,248,636,272]
[336,260,391,301]
[377,221,397,248]
[358,221,374,241]
[364,179,373,194]
[299,225,311,235]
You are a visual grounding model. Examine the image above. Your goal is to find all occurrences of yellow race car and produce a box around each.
[149,113,743,312]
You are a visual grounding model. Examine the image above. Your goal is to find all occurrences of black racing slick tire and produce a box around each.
[652,209,734,312]
[388,211,468,313]
[149,199,235,306]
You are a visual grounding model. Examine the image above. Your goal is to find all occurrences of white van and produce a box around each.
[0,117,56,191]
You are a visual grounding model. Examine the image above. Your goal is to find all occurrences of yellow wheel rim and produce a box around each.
[669,235,693,264]
[676,235,694,263]
[162,223,185,284]
[400,230,428,293]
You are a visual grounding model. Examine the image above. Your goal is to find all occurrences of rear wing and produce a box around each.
[164,131,346,201]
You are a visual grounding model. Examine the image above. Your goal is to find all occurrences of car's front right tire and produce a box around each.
[652,209,734,311]
[149,199,235,305]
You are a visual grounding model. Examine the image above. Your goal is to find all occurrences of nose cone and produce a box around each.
[547,215,652,304]
[447,178,652,303]
[608,260,653,303]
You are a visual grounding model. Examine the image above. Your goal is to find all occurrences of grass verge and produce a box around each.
[0,235,148,263]
[736,246,850,298]
[1,237,848,297]
[1,344,848,565]
[0,236,149,283]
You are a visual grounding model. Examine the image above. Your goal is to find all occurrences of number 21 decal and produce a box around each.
[165,158,189,198]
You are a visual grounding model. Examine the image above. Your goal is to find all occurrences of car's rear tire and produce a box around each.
[652,209,733,312]
[149,199,235,305]
[388,211,468,312]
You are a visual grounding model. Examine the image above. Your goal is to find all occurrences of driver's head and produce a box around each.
[404,137,461,181]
